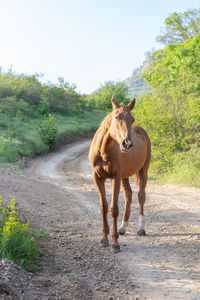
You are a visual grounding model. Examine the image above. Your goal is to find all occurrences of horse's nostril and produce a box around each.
[122,140,126,148]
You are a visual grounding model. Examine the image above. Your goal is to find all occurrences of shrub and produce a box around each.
[0,136,19,162]
[89,81,130,110]
[38,98,50,116]
[37,114,57,148]
[0,198,40,270]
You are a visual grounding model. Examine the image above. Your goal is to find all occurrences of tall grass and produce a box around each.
[158,145,200,188]
[55,110,105,143]
[147,144,200,188]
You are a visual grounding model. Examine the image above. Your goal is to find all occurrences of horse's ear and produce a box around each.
[128,98,136,110]
[111,96,120,110]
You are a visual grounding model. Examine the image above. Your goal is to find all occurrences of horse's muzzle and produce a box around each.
[122,138,133,151]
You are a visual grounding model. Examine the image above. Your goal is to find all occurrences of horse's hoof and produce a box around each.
[100,239,109,247]
[112,244,120,254]
[119,227,126,235]
[137,229,146,236]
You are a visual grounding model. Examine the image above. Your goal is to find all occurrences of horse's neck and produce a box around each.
[95,113,115,160]
[100,130,114,161]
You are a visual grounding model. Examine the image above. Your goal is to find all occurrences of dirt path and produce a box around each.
[0,139,200,299]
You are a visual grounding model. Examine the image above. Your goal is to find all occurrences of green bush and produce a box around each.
[0,198,40,270]
[38,98,50,116]
[89,81,130,110]
[37,114,57,148]
[0,136,20,162]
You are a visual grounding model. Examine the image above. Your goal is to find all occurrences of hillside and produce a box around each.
[125,62,151,97]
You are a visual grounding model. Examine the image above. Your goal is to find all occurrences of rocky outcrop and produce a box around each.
[125,61,151,97]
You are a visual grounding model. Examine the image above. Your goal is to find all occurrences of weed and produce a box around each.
[0,198,46,270]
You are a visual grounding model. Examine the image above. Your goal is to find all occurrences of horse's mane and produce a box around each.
[98,112,112,134]
[94,112,112,153]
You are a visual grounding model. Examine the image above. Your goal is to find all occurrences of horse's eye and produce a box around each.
[115,116,119,120]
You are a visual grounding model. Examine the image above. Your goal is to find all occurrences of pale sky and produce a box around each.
[0,0,199,94]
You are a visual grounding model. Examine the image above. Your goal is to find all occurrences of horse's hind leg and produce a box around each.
[93,173,109,247]
[137,169,147,236]
[119,178,132,235]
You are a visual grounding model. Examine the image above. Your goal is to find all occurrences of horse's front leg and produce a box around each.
[119,178,132,235]
[93,173,109,247]
[110,176,121,253]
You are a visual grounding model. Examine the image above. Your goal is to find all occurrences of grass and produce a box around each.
[159,163,200,188]
[55,110,105,143]
[0,198,48,271]
[0,109,105,164]
[147,145,200,188]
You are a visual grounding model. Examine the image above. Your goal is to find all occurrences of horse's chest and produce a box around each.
[94,159,118,179]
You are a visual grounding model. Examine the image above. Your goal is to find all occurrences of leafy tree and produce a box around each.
[0,70,84,116]
[89,81,130,110]
[136,30,200,174]
[42,80,82,114]
[157,9,200,44]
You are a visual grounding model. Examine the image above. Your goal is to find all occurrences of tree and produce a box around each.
[136,31,200,173]
[156,9,200,44]
[90,81,130,110]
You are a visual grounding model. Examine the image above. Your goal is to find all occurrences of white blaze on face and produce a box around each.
[138,215,145,230]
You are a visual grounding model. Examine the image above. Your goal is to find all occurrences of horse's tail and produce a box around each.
[134,172,140,187]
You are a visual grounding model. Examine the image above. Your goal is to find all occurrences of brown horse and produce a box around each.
[89,97,151,253]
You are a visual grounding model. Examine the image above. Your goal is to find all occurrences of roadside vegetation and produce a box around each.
[134,8,200,187]
[0,69,130,164]
[0,72,107,163]
[0,198,47,270]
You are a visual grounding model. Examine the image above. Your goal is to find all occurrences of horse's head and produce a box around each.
[110,96,135,153]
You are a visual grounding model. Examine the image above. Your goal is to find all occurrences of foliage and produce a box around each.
[142,32,200,152]
[0,198,40,270]
[0,136,20,162]
[0,68,109,162]
[157,8,200,44]
[38,98,50,116]
[42,81,82,114]
[37,114,57,148]
[89,81,130,110]
[135,10,200,186]
[157,143,200,187]
[0,109,105,163]
[0,71,85,116]
[55,109,105,144]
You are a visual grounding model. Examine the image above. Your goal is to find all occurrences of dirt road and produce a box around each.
[0,139,200,299]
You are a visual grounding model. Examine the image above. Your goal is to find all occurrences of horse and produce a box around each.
[89,97,151,253]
